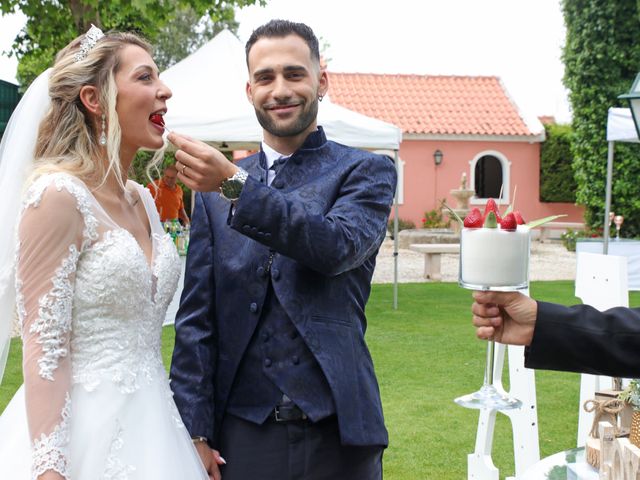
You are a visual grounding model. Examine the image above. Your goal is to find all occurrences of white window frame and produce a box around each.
[469,150,511,206]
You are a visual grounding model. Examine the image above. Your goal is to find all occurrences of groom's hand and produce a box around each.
[169,132,238,193]
[194,441,225,480]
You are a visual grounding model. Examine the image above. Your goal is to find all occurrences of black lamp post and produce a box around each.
[619,72,640,138]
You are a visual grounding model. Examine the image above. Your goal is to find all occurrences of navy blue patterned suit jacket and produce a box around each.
[170,128,396,447]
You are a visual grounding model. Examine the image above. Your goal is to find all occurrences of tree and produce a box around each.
[562,0,640,236]
[0,0,264,87]
[539,123,577,203]
[153,4,238,71]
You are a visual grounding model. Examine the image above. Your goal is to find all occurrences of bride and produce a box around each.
[0,26,220,479]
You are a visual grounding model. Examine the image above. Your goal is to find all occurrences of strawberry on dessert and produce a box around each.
[483,198,502,224]
[513,211,525,225]
[500,212,518,231]
[463,207,483,228]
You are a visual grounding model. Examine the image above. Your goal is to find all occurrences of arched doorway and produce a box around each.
[474,154,503,199]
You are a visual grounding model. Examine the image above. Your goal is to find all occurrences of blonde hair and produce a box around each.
[32,31,165,191]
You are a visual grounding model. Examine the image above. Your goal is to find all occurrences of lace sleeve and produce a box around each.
[17,181,87,480]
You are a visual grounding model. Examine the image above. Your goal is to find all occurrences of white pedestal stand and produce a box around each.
[467,343,540,479]
[467,287,540,480]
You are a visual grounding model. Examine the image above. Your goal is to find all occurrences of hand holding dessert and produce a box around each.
[455,197,563,345]
[453,198,540,409]
[471,290,537,346]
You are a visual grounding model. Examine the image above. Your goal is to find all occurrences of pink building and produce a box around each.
[328,73,584,226]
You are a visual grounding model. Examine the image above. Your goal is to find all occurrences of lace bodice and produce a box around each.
[71,228,179,393]
[15,173,180,479]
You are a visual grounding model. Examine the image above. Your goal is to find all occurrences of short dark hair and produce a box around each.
[245,19,320,67]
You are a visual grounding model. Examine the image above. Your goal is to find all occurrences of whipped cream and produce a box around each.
[459,225,530,289]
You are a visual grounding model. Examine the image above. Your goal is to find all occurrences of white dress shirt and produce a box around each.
[261,142,291,186]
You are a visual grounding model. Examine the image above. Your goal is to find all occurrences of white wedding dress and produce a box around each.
[0,173,208,479]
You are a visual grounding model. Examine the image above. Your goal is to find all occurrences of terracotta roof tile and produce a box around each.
[327,73,535,136]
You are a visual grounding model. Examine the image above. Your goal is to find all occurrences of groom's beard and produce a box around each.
[254,96,319,138]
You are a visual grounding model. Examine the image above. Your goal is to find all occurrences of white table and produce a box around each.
[576,239,640,290]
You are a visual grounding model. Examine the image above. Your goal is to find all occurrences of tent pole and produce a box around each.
[603,141,614,254]
[393,150,399,310]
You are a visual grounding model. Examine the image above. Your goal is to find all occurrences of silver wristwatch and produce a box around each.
[220,168,248,202]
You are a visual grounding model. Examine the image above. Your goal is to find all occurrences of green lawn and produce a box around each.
[2,281,637,479]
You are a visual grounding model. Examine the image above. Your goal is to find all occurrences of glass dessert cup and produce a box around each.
[455,227,529,410]
[453,313,523,411]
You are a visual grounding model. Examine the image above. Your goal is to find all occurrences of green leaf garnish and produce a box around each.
[440,200,463,224]
[484,211,498,228]
[525,214,567,229]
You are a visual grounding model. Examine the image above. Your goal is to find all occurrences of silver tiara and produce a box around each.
[74,24,105,62]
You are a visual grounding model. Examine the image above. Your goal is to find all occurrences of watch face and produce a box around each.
[221,169,248,201]
[222,179,243,200]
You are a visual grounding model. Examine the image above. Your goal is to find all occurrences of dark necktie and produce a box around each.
[270,157,287,175]
[268,157,287,185]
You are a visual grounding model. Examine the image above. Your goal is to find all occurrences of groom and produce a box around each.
[169,19,396,480]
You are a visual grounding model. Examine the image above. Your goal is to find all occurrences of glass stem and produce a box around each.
[484,340,495,386]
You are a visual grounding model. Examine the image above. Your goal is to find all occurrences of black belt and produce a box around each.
[271,404,308,422]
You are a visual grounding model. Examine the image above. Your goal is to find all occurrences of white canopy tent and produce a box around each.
[160,29,404,307]
[160,29,402,151]
[604,107,639,252]
[607,108,639,143]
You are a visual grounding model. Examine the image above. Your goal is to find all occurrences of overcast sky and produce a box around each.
[0,0,572,122]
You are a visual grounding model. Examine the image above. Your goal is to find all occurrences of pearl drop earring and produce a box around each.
[99,113,107,146]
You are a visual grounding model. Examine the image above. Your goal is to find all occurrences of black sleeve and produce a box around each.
[525,301,640,377]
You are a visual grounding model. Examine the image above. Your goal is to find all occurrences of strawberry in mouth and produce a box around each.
[150,113,165,129]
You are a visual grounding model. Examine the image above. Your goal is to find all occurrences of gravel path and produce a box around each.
[372,239,576,284]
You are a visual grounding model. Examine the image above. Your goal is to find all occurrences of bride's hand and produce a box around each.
[194,441,225,480]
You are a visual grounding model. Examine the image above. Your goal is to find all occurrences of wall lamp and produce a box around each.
[433,149,443,166]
